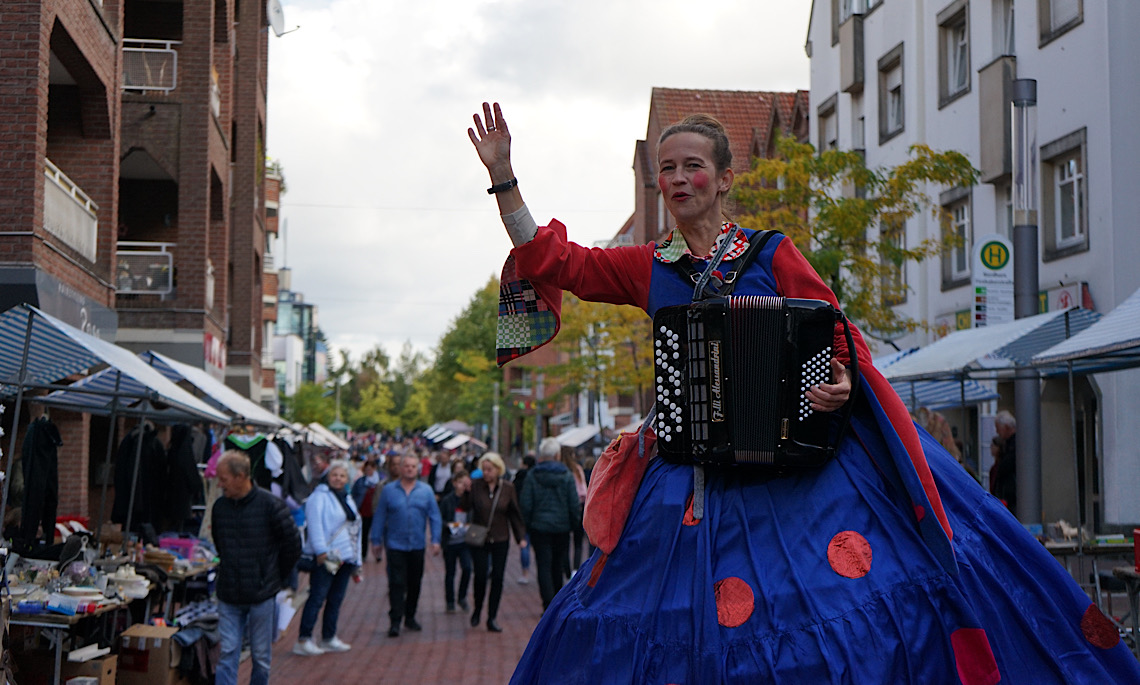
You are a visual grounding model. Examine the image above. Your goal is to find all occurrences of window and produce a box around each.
[1054,154,1084,247]
[880,220,907,305]
[878,44,905,144]
[993,0,1015,56]
[818,93,839,152]
[832,0,866,44]
[938,0,970,107]
[949,202,972,279]
[940,188,972,289]
[1038,0,1082,46]
[851,94,865,149]
[511,368,532,394]
[1041,128,1089,260]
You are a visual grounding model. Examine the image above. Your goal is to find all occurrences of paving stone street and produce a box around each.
[240,548,544,684]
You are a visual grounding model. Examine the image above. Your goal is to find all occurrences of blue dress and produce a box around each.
[501,227,1140,684]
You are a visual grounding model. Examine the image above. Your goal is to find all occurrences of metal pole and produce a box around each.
[1,310,36,536]
[492,381,500,454]
[94,371,122,544]
[122,414,149,552]
[1011,78,1042,526]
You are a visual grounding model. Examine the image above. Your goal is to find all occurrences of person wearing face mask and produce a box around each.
[469,102,1140,684]
[293,460,362,656]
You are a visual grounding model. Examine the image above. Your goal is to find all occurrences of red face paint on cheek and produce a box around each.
[658,175,668,193]
[692,171,709,190]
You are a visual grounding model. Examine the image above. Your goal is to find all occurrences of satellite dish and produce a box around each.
[267,0,286,37]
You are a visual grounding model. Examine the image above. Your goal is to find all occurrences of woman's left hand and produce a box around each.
[805,357,852,412]
[519,538,528,549]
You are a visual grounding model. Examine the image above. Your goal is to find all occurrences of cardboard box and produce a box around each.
[13,653,116,685]
[68,655,117,685]
[117,625,181,685]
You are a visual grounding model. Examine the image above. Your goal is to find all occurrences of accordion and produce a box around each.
[653,296,853,470]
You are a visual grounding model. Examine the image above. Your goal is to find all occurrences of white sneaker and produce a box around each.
[320,636,351,652]
[517,576,530,585]
[292,639,325,656]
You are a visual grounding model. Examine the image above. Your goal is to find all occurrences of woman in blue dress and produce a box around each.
[469,102,1140,684]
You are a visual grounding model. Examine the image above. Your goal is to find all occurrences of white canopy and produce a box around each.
[442,434,488,451]
[140,350,287,429]
[555,424,601,448]
[307,421,350,450]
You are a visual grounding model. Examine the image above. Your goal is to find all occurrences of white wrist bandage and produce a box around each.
[501,204,538,247]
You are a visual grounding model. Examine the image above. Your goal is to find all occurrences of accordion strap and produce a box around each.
[675,229,781,300]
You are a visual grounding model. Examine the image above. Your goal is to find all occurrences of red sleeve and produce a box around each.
[511,220,654,311]
[771,237,953,542]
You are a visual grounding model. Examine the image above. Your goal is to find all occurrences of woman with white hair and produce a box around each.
[293,459,362,655]
[461,451,527,632]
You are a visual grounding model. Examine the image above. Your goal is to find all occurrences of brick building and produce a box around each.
[0,0,280,524]
[114,0,271,404]
[499,88,809,454]
[0,0,124,521]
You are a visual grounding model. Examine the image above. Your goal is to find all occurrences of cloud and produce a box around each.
[268,0,810,366]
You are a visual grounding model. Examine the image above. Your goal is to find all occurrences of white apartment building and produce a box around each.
[806,0,1140,528]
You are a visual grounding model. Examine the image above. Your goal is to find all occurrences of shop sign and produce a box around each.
[204,332,226,380]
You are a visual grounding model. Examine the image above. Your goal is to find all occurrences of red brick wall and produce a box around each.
[52,408,91,518]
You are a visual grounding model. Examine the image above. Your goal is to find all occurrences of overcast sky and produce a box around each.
[267,0,812,366]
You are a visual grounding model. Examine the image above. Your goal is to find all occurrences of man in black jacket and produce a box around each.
[519,438,581,611]
[213,451,301,685]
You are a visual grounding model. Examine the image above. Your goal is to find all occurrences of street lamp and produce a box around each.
[1011,78,1041,526]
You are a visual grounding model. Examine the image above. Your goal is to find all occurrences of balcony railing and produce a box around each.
[43,158,98,262]
[117,241,174,295]
[122,39,180,92]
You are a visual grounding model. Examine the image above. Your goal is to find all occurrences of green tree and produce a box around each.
[422,276,499,425]
[285,381,334,425]
[546,295,654,420]
[347,380,397,433]
[731,137,978,339]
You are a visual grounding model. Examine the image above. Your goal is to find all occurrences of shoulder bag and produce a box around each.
[464,482,503,547]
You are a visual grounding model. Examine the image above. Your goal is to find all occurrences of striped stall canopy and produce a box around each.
[140,350,287,429]
[0,305,106,390]
[880,308,1101,383]
[1033,286,1140,373]
[0,305,229,423]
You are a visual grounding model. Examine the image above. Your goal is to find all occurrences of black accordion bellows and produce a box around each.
[653,295,854,470]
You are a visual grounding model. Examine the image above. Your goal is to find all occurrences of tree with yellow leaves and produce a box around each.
[731,137,978,340]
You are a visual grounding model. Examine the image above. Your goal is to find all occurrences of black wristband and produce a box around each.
[487,177,518,194]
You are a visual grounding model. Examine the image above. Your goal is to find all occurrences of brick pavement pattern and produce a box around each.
[240,544,545,684]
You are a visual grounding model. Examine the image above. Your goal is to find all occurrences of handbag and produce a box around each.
[465,482,503,547]
[299,519,351,573]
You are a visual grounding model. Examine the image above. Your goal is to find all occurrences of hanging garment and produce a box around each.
[20,416,62,545]
[111,423,167,531]
[224,433,283,491]
[166,424,205,532]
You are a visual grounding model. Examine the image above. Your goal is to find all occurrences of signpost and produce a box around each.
[972,234,1015,328]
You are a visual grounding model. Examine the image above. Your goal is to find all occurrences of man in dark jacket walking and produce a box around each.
[213,451,301,685]
[519,437,581,610]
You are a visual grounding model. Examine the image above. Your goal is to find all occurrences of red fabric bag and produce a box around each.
[583,429,656,555]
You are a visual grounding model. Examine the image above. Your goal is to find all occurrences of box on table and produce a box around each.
[117,625,182,685]
[13,653,116,685]
[157,537,200,560]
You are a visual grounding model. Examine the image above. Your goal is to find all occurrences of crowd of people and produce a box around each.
[207,426,591,684]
